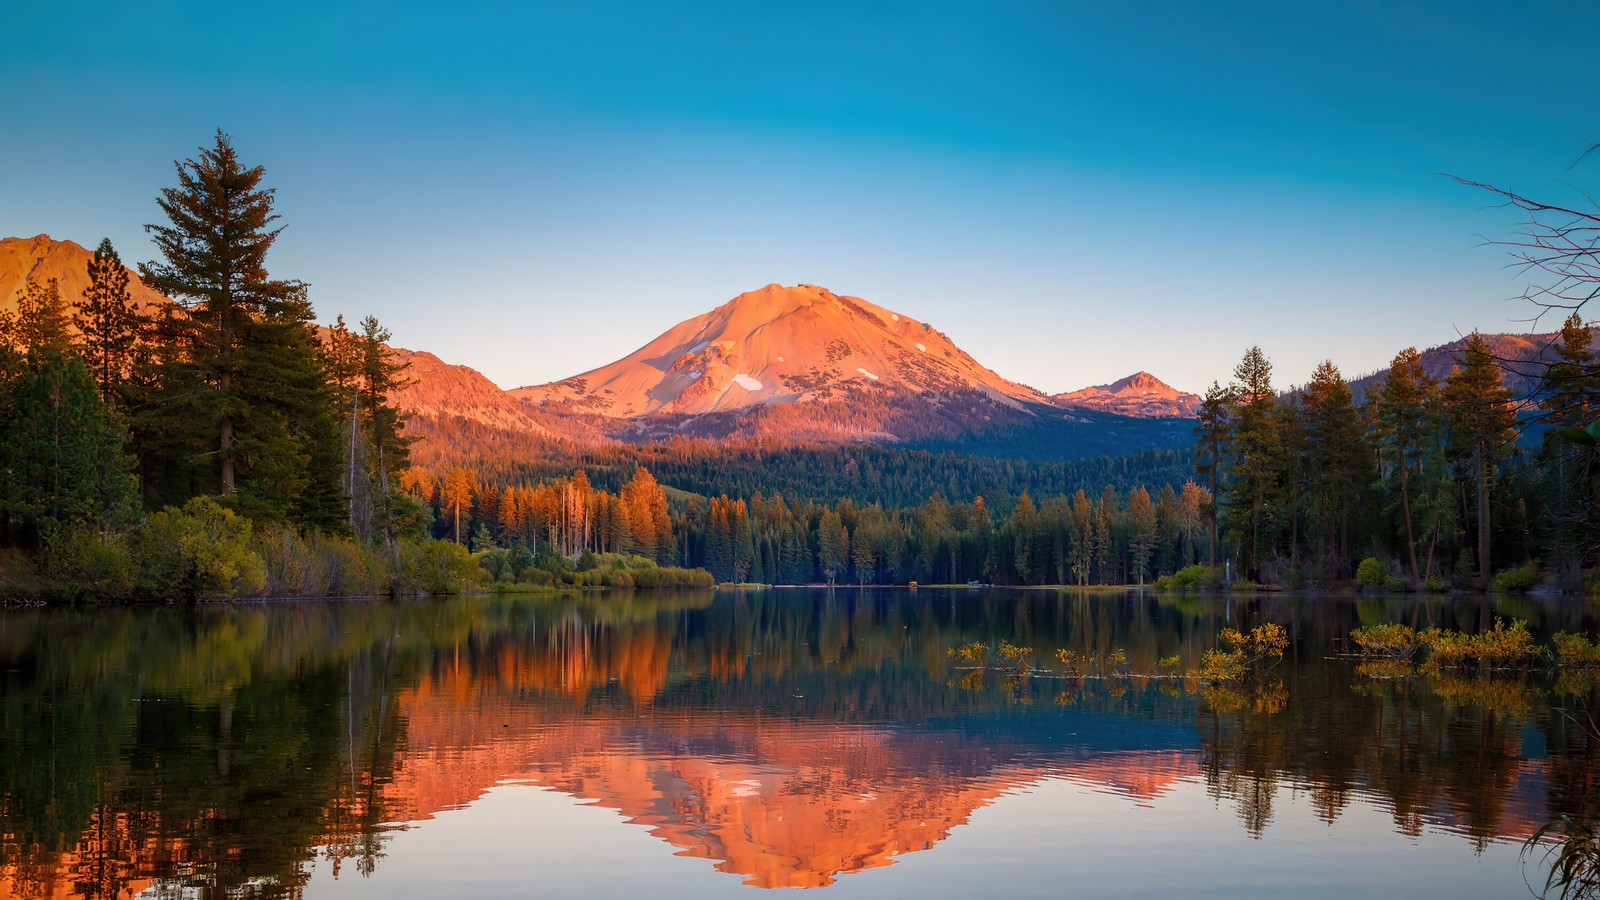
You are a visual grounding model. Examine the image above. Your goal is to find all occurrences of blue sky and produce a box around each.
[3,1,1596,393]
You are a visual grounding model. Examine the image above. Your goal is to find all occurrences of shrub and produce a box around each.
[1492,561,1540,593]
[1356,557,1390,586]
[1384,576,1412,593]
[1156,564,1215,590]
[393,538,479,594]
[36,521,135,600]
[131,497,266,600]
[948,642,988,666]
[1349,623,1424,661]
[1423,619,1542,671]
[1196,623,1289,684]
[997,641,1034,672]
[1552,632,1600,670]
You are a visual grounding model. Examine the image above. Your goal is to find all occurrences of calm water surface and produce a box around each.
[2,588,1598,898]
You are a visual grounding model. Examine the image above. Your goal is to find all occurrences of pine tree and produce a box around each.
[1301,360,1368,576]
[1222,347,1280,580]
[1441,333,1517,583]
[3,278,75,357]
[3,353,138,534]
[1126,486,1157,585]
[817,510,847,585]
[76,238,141,404]
[1373,348,1439,583]
[1193,381,1230,571]
[140,130,342,524]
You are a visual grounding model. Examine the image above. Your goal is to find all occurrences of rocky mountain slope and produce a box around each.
[0,234,170,318]
[512,283,1053,416]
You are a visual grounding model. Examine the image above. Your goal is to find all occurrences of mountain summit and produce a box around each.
[1055,371,1200,418]
[512,283,1051,416]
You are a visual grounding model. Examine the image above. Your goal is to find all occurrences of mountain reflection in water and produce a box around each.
[1,589,1597,898]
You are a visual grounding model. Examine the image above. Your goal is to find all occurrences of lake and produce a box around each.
[2,588,1596,898]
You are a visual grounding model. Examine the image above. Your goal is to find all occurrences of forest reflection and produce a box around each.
[2,589,1597,897]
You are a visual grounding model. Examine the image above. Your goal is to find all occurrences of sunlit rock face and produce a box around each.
[0,234,170,321]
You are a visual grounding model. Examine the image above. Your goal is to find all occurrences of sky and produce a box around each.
[3,0,1597,394]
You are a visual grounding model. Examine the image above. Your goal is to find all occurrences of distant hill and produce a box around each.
[1055,371,1200,418]
[1348,326,1600,404]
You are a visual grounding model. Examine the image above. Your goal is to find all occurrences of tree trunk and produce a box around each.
[1477,443,1491,585]
[1398,460,1419,583]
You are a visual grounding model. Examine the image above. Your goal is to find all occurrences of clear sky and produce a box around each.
[3,1,1596,394]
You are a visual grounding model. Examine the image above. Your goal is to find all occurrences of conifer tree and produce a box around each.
[1222,347,1280,579]
[140,130,342,525]
[76,238,140,403]
[1373,348,1439,583]
[3,278,75,357]
[1127,486,1157,585]
[1193,381,1229,570]
[3,353,137,533]
[817,510,847,585]
[1300,360,1368,575]
[1441,333,1517,583]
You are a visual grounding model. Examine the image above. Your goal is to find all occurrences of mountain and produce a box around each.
[387,345,554,436]
[1054,371,1200,418]
[510,283,1200,455]
[0,234,170,318]
[513,283,1052,415]
[1348,325,1600,404]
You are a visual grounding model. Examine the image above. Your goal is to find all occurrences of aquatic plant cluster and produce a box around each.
[1348,619,1600,674]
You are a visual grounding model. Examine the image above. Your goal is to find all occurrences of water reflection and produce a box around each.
[1,589,1597,897]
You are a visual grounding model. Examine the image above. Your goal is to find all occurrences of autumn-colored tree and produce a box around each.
[442,467,475,544]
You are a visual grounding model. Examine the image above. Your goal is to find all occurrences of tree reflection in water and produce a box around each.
[0,589,1595,897]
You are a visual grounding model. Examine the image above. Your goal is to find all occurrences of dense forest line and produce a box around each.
[403,316,1598,590]
[408,418,1195,508]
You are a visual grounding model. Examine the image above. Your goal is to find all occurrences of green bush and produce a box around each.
[1384,576,1412,593]
[36,520,135,600]
[1356,557,1390,586]
[394,538,480,594]
[1492,561,1540,593]
[130,497,266,600]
